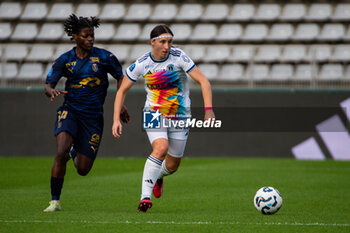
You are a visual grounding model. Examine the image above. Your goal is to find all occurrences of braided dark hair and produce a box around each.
[64,14,100,40]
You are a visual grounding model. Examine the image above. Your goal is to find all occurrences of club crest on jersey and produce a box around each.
[92,63,98,72]
[167,64,175,72]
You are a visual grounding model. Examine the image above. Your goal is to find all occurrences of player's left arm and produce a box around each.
[188,67,215,120]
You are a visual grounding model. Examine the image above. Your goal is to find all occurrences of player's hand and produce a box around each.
[120,105,130,123]
[112,121,122,139]
[45,87,68,102]
[204,109,215,123]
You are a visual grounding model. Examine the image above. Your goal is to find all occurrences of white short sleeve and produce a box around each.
[178,49,196,73]
[125,60,144,82]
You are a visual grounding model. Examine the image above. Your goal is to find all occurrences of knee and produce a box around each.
[77,166,90,176]
[152,143,168,158]
[55,150,70,164]
[166,162,179,173]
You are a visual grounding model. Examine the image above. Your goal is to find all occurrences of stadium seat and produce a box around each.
[0,2,22,20]
[345,65,350,79]
[197,64,218,80]
[170,24,192,41]
[267,24,293,41]
[242,24,268,41]
[219,64,245,81]
[254,45,281,62]
[44,63,53,78]
[191,24,217,41]
[332,4,350,21]
[319,64,343,80]
[4,44,28,61]
[228,4,255,21]
[139,24,158,41]
[11,23,38,41]
[107,45,130,63]
[53,44,74,58]
[18,63,44,80]
[295,64,314,81]
[125,4,151,21]
[306,4,332,21]
[95,24,115,41]
[47,3,73,20]
[183,45,206,63]
[216,24,242,41]
[0,62,18,79]
[308,45,332,61]
[26,44,54,62]
[203,45,230,63]
[21,3,47,20]
[0,23,12,40]
[229,45,255,62]
[292,24,319,41]
[279,4,306,21]
[281,45,306,62]
[37,23,64,41]
[332,45,350,62]
[345,25,350,41]
[114,24,140,41]
[129,45,151,63]
[270,64,294,80]
[251,64,269,81]
[150,4,177,21]
[176,4,202,21]
[201,4,228,21]
[100,4,125,20]
[254,4,280,21]
[318,24,345,41]
[76,3,100,17]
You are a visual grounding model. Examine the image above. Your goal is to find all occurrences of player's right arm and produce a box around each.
[112,76,135,139]
[44,56,68,101]
[45,84,68,102]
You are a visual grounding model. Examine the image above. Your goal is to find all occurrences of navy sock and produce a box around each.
[51,177,64,201]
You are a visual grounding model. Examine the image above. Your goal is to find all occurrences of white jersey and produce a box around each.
[126,47,196,119]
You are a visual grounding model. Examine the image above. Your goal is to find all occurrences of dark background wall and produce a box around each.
[0,88,349,158]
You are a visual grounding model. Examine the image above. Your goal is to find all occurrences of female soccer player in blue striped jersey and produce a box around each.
[43,14,129,212]
[112,25,215,212]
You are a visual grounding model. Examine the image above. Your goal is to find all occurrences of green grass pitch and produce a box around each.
[0,157,349,233]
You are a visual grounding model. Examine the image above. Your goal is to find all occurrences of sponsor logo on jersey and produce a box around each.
[90,57,100,63]
[181,55,190,63]
[129,63,136,72]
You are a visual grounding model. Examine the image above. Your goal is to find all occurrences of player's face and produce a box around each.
[151,33,173,60]
[73,27,94,51]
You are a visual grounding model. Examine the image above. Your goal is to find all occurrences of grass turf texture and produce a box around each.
[0,157,349,233]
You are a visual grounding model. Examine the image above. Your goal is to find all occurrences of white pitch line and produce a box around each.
[0,219,349,227]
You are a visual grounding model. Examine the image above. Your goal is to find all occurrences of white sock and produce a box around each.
[141,155,163,200]
[158,160,173,179]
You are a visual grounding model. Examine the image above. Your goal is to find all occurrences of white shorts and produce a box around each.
[146,116,189,158]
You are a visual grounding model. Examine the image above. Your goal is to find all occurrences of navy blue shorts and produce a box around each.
[54,105,103,160]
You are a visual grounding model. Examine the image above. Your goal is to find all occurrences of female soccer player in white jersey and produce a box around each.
[112,25,215,212]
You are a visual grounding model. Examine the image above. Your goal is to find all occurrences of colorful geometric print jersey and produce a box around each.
[46,47,123,118]
[126,47,196,119]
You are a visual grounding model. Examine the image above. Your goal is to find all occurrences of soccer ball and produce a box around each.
[253,186,282,215]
